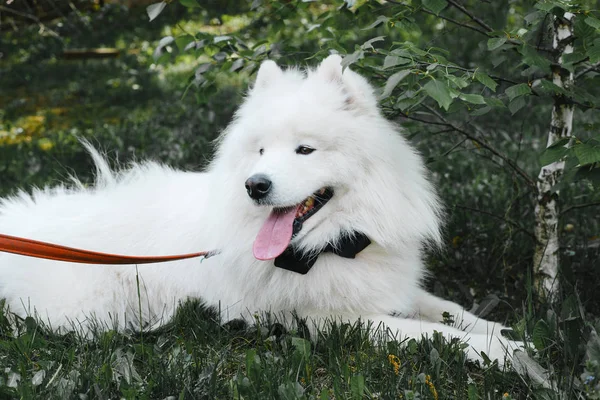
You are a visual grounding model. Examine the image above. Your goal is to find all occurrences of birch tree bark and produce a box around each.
[533,12,575,300]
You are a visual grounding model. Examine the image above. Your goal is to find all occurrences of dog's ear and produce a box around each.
[316,54,378,114]
[254,60,283,90]
[316,54,345,84]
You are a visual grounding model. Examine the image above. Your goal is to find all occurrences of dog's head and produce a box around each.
[213,55,442,259]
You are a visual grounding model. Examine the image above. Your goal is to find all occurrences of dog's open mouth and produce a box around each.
[253,187,334,260]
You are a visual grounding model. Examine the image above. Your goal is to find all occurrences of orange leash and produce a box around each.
[0,233,216,264]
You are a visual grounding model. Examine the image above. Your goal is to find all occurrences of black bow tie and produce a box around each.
[274,232,371,274]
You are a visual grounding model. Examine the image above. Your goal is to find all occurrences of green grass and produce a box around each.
[0,300,536,399]
[1,3,600,399]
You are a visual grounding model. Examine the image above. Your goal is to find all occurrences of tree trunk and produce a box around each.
[533,12,575,300]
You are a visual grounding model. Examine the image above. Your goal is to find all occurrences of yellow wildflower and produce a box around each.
[388,354,400,375]
[425,375,438,400]
[38,138,54,152]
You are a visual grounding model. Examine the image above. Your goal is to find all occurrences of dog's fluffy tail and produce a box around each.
[78,139,171,190]
[79,139,116,188]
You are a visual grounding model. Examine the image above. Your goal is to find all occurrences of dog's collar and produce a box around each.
[274,232,371,274]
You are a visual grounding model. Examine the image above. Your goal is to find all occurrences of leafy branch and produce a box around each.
[414,62,520,85]
[386,0,552,52]
[575,62,600,80]
[399,103,536,190]
[419,6,488,36]
[446,0,493,33]
[561,201,600,216]
[454,204,537,241]
[0,5,60,37]
[386,0,490,37]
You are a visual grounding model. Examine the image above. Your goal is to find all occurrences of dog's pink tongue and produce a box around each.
[253,208,297,260]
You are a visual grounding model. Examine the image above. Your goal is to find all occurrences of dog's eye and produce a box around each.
[295,145,315,155]
[259,148,264,155]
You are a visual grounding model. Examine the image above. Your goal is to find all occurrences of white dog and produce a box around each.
[0,55,518,364]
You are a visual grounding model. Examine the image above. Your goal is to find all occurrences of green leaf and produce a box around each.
[587,42,600,63]
[474,71,498,92]
[524,10,545,25]
[574,143,600,165]
[571,85,598,104]
[492,55,507,68]
[402,43,427,57]
[364,15,389,30]
[390,47,412,58]
[429,46,450,58]
[484,97,505,108]
[175,35,195,52]
[179,0,200,7]
[424,79,453,110]
[562,51,587,65]
[468,384,479,400]
[575,16,596,40]
[534,2,565,12]
[291,337,311,358]
[470,106,491,116]
[24,316,37,332]
[383,55,411,69]
[487,37,507,51]
[253,44,268,57]
[381,70,411,99]
[146,1,166,22]
[548,137,571,149]
[508,96,527,114]
[349,374,365,400]
[459,93,486,104]
[213,52,227,61]
[229,59,244,72]
[245,349,261,380]
[561,294,584,322]
[447,75,468,89]
[538,79,566,96]
[519,44,551,73]
[430,347,440,365]
[585,16,600,30]
[342,50,364,71]
[448,86,461,100]
[534,3,554,12]
[395,93,425,111]
[361,36,385,50]
[532,320,550,351]
[278,382,305,399]
[195,63,211,76]
[585,326,600,362]
[153,36,174,61]
[214,36,232,43]
[540,139,569,165]
[505,83,532,101]
[306,23,321,33]
[423,0,448,15]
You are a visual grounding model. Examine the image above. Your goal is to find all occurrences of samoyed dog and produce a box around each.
[0,55,519,364]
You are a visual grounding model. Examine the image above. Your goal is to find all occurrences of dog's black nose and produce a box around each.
[245,174,272,200]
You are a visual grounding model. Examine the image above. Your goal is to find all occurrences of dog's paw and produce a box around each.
[464,333,524,368]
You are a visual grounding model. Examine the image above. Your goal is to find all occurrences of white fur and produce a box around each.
[0,55,520,364]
